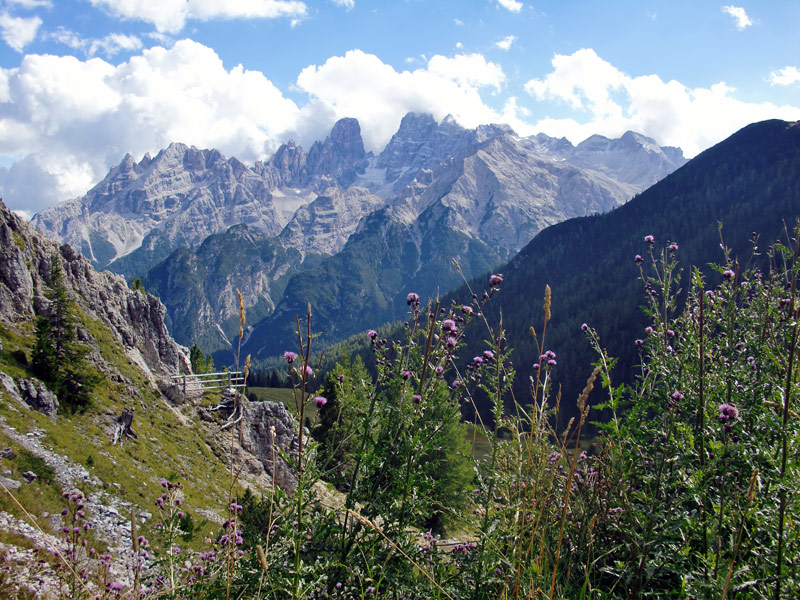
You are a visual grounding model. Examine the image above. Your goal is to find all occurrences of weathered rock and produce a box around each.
[0,447,16,460]
[0,475,20,490]
[16,378,59,417]
[0,372,23,408]
[204,391,300,491]
[21,471,36,483]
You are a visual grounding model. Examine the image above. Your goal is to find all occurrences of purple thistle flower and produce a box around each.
[634,254,643,264]
[283,351,298,364]
[723,269,735,279]
[718,403,739,422]
[644,235,655,244]
[635,338,644,347]
[473,356,483,364]
[671,391,684,401]
[489,273,504,287]
[483,350,495,361]
[547,359,557,366]
[401,370,412,380]
[302,365,313,377]
[461,305,474,316]
[367,329,378,340]
[313,396,327,408]
[581,323,588,332]
[445,336,457,348]
[669,243,679,252]
[412,395,421,404]
[407,292,420,305]
[451,380,461,389]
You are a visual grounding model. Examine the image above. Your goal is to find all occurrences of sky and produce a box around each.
[0,1,798,218]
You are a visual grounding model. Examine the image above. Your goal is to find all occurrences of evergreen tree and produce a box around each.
[31,258,101,412]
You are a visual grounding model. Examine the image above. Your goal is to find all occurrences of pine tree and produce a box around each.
[31,257,101,412]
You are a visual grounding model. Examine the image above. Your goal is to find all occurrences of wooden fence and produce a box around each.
[170,371,245,396]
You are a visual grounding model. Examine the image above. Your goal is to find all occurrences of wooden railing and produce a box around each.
[170,371,245,396]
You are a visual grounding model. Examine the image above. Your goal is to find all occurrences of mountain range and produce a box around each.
[31,113,686,357]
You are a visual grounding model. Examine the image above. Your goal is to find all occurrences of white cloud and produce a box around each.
[48,28,143,57]
[89,0,308,33]
[496,0,522,13]
[296,50,507,151]
[0,12,41,52]
[6,0,52,8]
[721,5,752,30]
[524,48,800,157]
[332,0,354,9]
[0,40,302,213]
[495,35,515,51]
[769,66,800,86]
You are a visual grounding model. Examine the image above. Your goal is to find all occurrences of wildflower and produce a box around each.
[634,254,643,264]
[445,336,457,348]
[718,403,739,423]
[644,234,655,244]
[367,329,378,341]
[283,351,298,364]
[435,365,444,374]
[671,391,684,401]
[401,370,412,380]
[313,396,327,408]
[337,374,345,382]
[645,326,653,335]
[669,243,679,252]
[412,395,421,404]
[635,338,644,347]
[723,269,735,279]
[489,273,504,287]
[483,350,494,361]
[302,365,313,377]
[452,380,461,389]
[581,322,588,332]
[407,292,420,305]
[461,305,474,316]
[472,356,483,364]
[442,319,457,333]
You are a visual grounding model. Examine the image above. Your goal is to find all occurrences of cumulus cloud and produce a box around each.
[332,0,354,9]
[496,0,523,13]
[525,48,800,157]
[295,50,507,151]
[769,66,800,86]
[721,5,752,30]
[495,35,515,51]
[0,12,41,52]
[88,0,308,33]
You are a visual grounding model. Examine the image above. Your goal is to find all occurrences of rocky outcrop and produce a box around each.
[202,392,301,491]
[0,200,190,379]
[15,378,59,417]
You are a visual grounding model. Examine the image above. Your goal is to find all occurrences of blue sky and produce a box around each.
[0,0,798,217]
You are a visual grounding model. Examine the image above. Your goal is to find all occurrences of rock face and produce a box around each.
[30,114,687,356]
[0,199,190,379]
[16,378,59,417]
[237,399,300,491]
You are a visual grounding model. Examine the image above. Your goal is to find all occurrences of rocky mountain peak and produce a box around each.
[303,117,368,188]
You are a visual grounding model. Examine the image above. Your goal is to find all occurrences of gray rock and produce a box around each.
[21,471,36,483]
[0,447,17,460]
[16,378,59,417]
[0,372,24,407]
[0,475,20,490]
